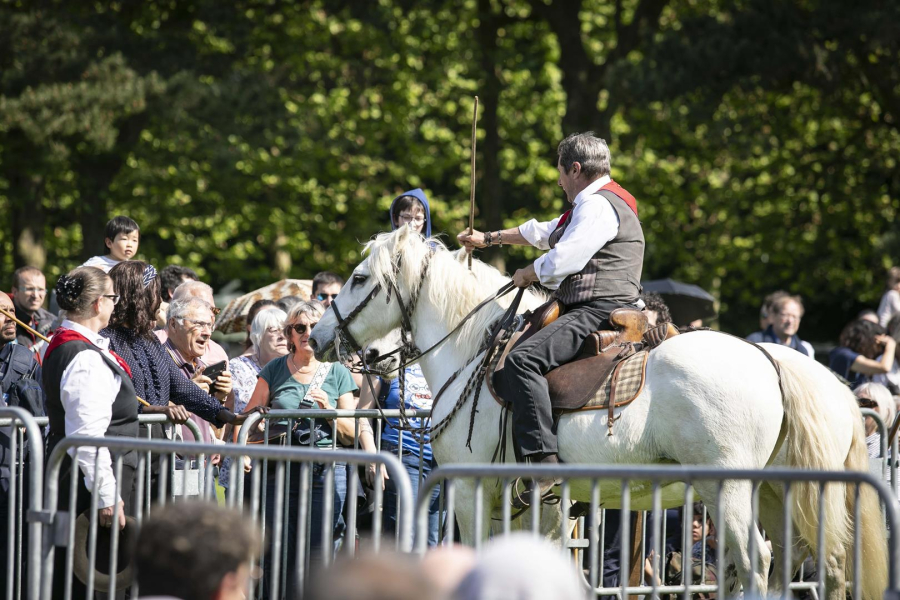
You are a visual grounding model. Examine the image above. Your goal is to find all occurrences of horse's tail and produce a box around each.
[843,399,889,600]
[774,356,853,562]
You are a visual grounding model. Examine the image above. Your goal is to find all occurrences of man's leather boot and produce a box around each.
[511,453,563,510]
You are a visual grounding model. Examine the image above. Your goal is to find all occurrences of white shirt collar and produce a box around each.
[60,319,110,351]
[572,175,612,207]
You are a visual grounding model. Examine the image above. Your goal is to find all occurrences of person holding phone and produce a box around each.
[243,301,376,597]
[163,296,233,445]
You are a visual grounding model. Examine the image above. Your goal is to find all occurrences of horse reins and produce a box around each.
[330,249,523,442]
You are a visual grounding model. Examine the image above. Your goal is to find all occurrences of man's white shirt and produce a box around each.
[58,319,123,508]
[517,176,619,290]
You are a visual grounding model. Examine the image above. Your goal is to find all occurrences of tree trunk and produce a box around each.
[10,174,47,270]
[75,113,148,261]
[477,0,505,271]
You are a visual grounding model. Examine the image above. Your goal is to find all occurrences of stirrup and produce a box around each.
[510,476,561,511]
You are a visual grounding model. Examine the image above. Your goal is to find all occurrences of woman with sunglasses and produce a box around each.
[244,301,375,593]
[219,306,288,490]
[42,267,138,599]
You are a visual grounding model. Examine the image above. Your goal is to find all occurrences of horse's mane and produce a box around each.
[363,229,548,355]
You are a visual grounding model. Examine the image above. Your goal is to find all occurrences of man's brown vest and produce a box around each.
[548,182,644,306]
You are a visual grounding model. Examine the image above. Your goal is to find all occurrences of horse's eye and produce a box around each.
[352,274,367,285]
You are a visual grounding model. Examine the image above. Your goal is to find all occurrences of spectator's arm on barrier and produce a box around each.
[231,378,270,442]
[357,377,388,488]
[334,391,358,446]
[141,402,190,424]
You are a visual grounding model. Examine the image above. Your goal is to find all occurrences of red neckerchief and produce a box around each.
[555,179,639,230]
[44,328,133,378]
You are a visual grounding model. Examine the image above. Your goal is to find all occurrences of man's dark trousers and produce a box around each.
[496,298,622,457]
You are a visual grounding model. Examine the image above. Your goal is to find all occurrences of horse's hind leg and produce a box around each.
[695,479,769,596]
[758,483,847,600]
[758,483,809,595]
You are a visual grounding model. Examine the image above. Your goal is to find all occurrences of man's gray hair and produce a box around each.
[167,296,213,324]
[557,132,611,179]
[172,280,214,302]
[249,307,287,349]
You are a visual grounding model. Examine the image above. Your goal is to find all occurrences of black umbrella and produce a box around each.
[641,278,717,326]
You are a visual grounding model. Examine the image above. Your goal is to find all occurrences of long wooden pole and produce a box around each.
[468,95,479,270]
[0,306,50,343]
[0,305,151,407]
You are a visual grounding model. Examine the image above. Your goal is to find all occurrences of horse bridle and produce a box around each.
[330,253,430,366]
[328,248,521,439]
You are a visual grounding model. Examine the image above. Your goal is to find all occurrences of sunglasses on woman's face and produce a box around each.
[288,322,318,335]
[857,398,878,409]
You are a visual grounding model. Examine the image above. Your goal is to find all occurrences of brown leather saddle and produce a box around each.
[488,301,680,418]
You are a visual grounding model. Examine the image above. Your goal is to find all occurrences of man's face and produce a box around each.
[12,272,46,313]
[645,310,658,328]
[0,293,17,343]
[169,306,213,360]
[314,282,342,308]
[772,300,802,339]
[105,231,139,261]
[556,158,582,204]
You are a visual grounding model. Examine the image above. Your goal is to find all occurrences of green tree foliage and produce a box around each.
[1,0,897,341]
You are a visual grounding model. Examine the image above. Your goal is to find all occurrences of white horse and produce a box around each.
[309,227,886,599]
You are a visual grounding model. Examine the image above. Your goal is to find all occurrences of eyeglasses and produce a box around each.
[316,293,338,302]
[182,318,214,332]
[397,213,425,225]
[101,294,121,305]
[287,322,318,335]
[22,288,47,295]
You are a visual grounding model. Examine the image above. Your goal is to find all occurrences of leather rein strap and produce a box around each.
[330,247,521,437]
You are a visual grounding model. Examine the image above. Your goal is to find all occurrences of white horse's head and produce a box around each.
[310,226,436,363]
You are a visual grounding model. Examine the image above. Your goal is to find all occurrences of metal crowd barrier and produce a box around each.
[0,411,205,600]
[40,436,412,600]
[235,409,437,547]
[0,408,44,600]
[416,463,900,599]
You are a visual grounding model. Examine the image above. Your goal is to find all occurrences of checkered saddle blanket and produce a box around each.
[566,348,649,412]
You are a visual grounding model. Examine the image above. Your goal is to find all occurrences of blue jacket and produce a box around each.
[389,188,432,237]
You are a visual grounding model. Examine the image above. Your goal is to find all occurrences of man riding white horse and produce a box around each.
[458,132,645,508]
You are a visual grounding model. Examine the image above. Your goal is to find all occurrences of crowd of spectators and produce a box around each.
[2,208,899,598]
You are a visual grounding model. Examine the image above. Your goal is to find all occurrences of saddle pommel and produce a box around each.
[535,300,562,329]
[609,308,649,343]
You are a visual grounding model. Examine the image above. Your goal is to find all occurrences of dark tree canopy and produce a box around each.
[1,0,897,343]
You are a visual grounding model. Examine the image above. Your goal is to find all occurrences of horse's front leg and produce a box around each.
[450,480,495,547]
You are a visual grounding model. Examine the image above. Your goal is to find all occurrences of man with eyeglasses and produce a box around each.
[157,279,230,372]
[163,296,233,445]
[10,266,56,349]
[312,271,344,309]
